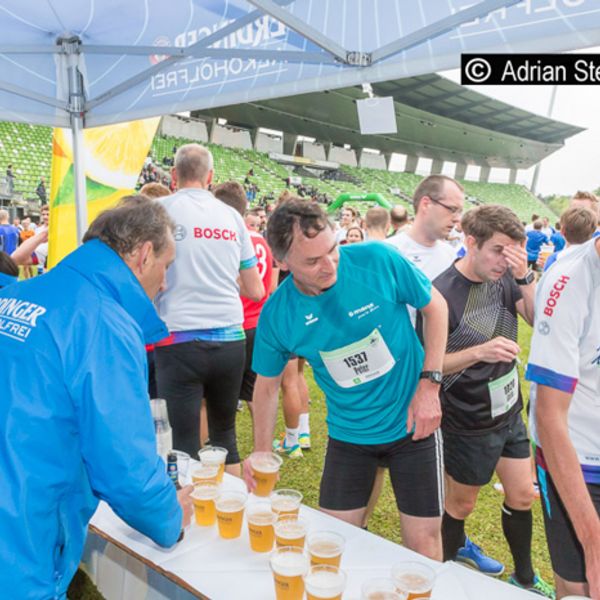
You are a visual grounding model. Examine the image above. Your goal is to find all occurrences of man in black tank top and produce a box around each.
[434,205,554,597]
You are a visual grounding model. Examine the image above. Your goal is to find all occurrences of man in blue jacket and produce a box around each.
[0,196,192,599]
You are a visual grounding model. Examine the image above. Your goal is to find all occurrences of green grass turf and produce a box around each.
[70,318,552,598]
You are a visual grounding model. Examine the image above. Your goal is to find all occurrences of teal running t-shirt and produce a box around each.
[252,242,431,444]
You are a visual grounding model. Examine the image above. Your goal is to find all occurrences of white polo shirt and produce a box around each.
[526,239,600,484]
[155,188,256,332]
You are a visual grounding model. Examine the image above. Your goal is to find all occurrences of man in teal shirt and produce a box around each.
[245,198,448,560]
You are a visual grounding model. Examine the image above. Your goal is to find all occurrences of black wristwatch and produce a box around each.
[419,370,443,384]
[515,270,535,285]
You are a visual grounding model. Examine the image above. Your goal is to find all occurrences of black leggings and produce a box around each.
[155,340,245,463]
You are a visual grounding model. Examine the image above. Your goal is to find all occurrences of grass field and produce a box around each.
[70,318,552,599]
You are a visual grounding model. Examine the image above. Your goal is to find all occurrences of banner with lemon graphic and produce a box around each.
[48,118,160,268]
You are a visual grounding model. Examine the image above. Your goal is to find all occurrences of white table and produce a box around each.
[82,474,537,600]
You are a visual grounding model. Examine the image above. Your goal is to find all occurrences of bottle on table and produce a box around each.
[150,398,172,461]
[167,452,182,490]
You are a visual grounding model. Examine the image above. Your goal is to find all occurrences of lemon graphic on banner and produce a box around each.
[48,118,160,267]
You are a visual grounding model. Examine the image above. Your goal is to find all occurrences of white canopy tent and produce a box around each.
[1,0,600,239]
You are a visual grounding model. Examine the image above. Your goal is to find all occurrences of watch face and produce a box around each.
[431,371,443,384]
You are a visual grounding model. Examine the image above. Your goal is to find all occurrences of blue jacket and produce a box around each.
[526,230,549,262]
[0,240,182,600]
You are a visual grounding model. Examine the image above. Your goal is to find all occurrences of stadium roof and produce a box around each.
[196,74,583,170]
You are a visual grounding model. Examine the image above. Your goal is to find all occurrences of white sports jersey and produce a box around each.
[385,231,456,280]
[526,239,600,484]
[155,188,256,331]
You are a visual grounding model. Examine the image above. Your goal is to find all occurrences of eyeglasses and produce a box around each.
[429,196,462,215]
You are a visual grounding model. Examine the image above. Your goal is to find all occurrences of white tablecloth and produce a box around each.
[84,473,537,600]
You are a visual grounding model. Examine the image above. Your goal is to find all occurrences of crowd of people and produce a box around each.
[0,144,598,600]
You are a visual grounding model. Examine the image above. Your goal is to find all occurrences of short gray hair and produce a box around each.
[175,143,214,185]
[83,195,175,257]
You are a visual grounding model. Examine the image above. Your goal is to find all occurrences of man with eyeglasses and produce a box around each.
[387,175,463,310]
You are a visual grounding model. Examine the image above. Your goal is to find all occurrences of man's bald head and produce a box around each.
[174,143,214,188]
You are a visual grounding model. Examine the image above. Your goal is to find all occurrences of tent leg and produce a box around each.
[71,111,87,244]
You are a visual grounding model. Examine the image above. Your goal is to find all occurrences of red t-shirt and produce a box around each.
[241,232,273,330]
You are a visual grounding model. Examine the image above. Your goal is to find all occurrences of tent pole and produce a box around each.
[65,37,88,244]
[70,112,87,243]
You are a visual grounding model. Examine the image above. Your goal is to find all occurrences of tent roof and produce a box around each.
[1,0,600,128]
[195,75,582,169]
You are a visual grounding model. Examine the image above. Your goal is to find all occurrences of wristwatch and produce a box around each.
[419,370,443,384]
[515,270,535,285]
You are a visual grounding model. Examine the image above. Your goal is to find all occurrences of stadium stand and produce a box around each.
[0,123,559,222]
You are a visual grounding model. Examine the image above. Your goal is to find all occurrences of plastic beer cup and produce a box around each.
[274,515,308,548]
[250,451,283,497]
[304,565,346,600]
[246,502,276,553]
[215,490,247,539]
[191,463,220,485]
[198,446,228,483]
[391,561,436,599]
[191,483,219,527]
[361,578,407,600]
[270,546,309,600]
[271,489,303,517]
[307,531,345,567]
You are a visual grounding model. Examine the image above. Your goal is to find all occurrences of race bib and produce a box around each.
[489,365,519,419]
[319,329,395,388]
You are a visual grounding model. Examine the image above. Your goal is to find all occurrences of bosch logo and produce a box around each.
[194,227,238,241]
[174,225,187,241]
[543,275,570,317]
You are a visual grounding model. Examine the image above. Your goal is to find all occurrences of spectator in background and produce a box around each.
[543,206,597,272]
[140,182,171,199]
[570,190,600,237]
[33,205,50,271]
[550,221,565,252]
[0,209,19,255]
[525,220,549,270]
[525,213,539,233]
[365,207,391,241]
[335,206,358,243]
[247,206,267,234]
[389,205,410,237]
[540,216,554,239]
[344,225,364,244]
[154,144,264,473]
[6,165,14,195]
[36,177,47,204]
[12,217,22,233]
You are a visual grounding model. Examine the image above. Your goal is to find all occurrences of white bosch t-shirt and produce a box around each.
[526,239,600,483]
[385,232,457,280]
[155,188,257,331]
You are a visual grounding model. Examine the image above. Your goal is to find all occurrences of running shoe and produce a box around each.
[272,434,304,458]
[298,432,311,450]
[508,572,555,598]
[456,537,505,576]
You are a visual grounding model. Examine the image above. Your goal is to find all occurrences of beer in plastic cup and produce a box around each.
[250,451,283,496]
[275,515,308,548]
[246,502,276,553]
[215,490,247,539]
[198,447,228,483]
[191,482,219,527]
[271,489,303,517]
[307,531,345,567]
[270,546,309,600]
[391,561,436,599]
[304,565,346,600]
[361,578,407,600]
[191,463,220,485]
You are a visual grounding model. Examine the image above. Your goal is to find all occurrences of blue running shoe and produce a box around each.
[508,572,555,598]
[456,537,505,576]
